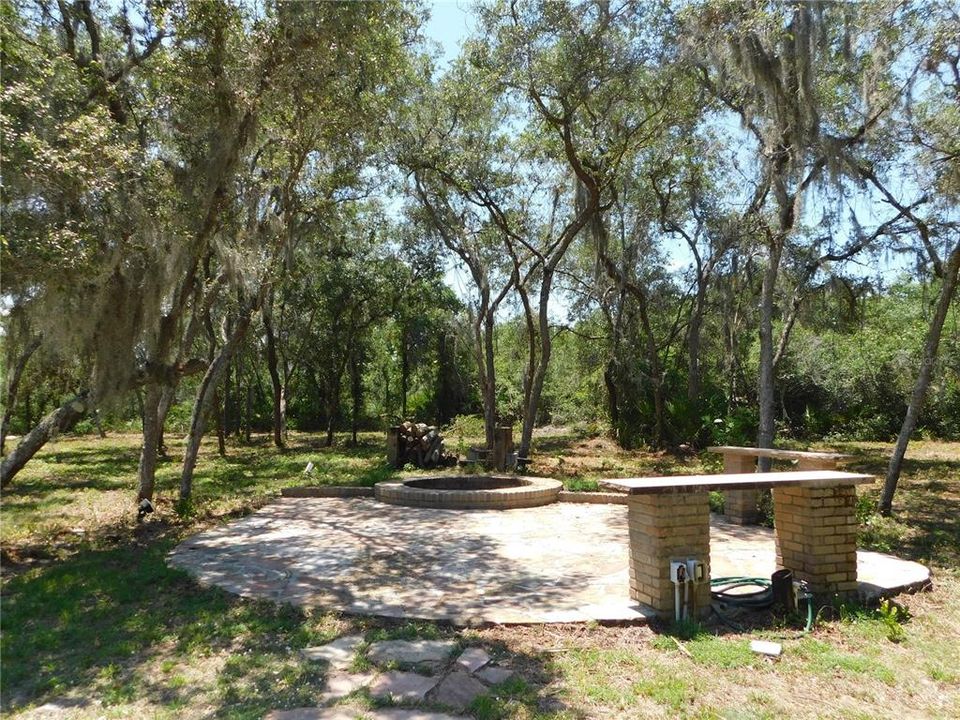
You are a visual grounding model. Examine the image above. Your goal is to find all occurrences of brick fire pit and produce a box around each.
[375,475,562,510]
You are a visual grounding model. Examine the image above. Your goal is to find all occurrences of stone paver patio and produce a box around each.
[168,497,930,625]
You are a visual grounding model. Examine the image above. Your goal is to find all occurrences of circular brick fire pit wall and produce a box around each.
[375,475,562,510]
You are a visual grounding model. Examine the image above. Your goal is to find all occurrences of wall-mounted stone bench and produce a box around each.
[601,470,874,618]
[707,446,854,525]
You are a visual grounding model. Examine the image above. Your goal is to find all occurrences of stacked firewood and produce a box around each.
[390,422,456,469]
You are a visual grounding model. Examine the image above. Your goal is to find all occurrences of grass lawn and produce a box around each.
[2,430,959,719]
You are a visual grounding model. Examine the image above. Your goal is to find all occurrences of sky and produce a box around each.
[422,1,476,68]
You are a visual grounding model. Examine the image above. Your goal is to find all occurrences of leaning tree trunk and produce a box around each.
[880,243,960,515]
[180,313,253,502]
[1,393,90,486]
[1,336,42,455]
[519,276,557,461]
[756,241,783,471]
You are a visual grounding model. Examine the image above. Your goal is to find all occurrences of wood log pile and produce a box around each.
[389,422,457,469]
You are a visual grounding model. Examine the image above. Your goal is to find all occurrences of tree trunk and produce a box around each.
[482,310,498,450]
[24,389,33,437]
[880,243,960,514]
[517,283,537,428]
[350,345,362,446]
[244,381,253,444]
[688,289,706,404]
[400,324,409,419]
[263,311,285,448]
[1,393,90,486]
[156,384,176,457]
[222,360,232,439]
[214,388,226,457]
[519,275,556,460]
[137,384,162,501]
[234,356,243,437]
[722,265,743,414]
[1,336,42,455]
[91,407,108,438]
[325,401,337,447]
[634,286,667,449]
[180,313,253,502]
[324,363,345,448]
[757,241,783,471]
[604,360,620,430]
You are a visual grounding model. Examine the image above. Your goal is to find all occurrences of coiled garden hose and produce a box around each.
[711,576,773,608]
[711,576,815,632]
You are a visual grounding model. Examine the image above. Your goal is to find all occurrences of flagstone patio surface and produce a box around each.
[167,497,929,625]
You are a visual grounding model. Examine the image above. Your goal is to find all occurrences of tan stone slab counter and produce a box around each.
[707,448,856,524]
[603,470,876,614]
[706,446,853,462]
[600,470,874,494]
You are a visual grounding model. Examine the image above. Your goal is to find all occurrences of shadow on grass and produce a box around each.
[1,521,583,719]
[1,521,341,716]
[846,449,960,567]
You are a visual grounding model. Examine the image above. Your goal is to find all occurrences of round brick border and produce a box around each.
[374,475,562,510]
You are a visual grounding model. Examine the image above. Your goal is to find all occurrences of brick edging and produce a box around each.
[281,486,375,498]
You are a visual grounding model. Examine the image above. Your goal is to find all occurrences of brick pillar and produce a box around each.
[796,457,838,471]
[627,492,712,618]
[773,485,859,599]
[722,454,760,524]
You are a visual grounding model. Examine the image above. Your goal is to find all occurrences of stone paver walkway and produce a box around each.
[168,497,930,625]
[265,709,467,720]
[271,637,513,719]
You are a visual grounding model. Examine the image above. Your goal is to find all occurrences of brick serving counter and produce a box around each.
[601,470,874,618]
[707,446,854,524]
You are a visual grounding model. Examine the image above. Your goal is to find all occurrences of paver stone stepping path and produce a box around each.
[286,636,516,717]
[318,672,377,704]
[265,709,468,720]
[431,670,490,711]
[367,639,458,667]
[301,634,364,668]
[454,647,490,673]
[369,671,440,703]
[475,665,514,685]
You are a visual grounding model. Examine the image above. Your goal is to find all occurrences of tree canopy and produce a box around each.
[2,0,958,515]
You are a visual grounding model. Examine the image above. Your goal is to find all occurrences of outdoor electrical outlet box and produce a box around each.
[687,559,707,583]
[670,560,687,584]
